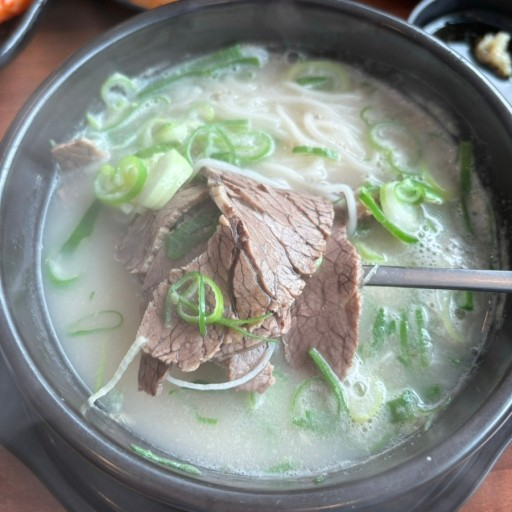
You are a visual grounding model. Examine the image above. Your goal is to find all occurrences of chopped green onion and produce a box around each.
[94,155,148,206]
[185,124,236,164]
[166,204,219,260]
[352,239,387,265]
[195,413,218,425]
[100,72,137,108]
[138,149,194,210]
[398,311,410,367]
[184,120,273,166]
[130,444,202,475]
[343,365,385,423]
[454,290,474,311]
[387,388,424,423]
[164,271,276,342]
[286,60,350,92]
[371,307,396,352]
[415,307,432,368]
[68,310,124,337]
[394,177,425,204]
[309,348,347,415]
[60,200,102,255]
[292,145,340,161]
[296,76,330,89]
[165,271,224,330]
[290,376,338,433]
[379,181,423,238]
[138,45,265,99]
[44,257,80,286]
[359,186,419,243]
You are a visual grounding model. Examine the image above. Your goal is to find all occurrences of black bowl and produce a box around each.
[1,1,512,510]
[408,0,512,104]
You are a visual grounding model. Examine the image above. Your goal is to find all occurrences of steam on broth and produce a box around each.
[44,45,496,477]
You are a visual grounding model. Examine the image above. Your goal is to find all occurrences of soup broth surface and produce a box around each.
[43,46,497,477]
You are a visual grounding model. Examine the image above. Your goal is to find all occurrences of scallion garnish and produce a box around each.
[308,348,347,415]
[292,145,340,161]
[359,186,419,243]
[164,271,276,342]
[60,200,102,255]
[68,310,124,337]
[94,155,148,206]
[130,444,202,475]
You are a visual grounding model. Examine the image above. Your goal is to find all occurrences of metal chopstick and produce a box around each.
[363,266,512,293]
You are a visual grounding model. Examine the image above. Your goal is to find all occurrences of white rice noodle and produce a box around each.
[166,343,276,391]
[82,336,148,412]
[193,158,290,190]
[275,104,316,146]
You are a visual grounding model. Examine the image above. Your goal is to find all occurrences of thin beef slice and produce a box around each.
[282,221,362,380]
[137,167,334,395]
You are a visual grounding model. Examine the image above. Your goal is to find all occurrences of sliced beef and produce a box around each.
[282,221,362,380]
[227,344,275,394]
[52,138,108,170]
[137,167,334,395]
[204,167,333,318]
[116,184,211,276]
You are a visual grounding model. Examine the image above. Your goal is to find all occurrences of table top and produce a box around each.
[0,1,511,511]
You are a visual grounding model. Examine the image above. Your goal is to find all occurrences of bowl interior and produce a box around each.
[1,0,512,509]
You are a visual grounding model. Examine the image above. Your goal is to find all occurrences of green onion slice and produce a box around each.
[292,145,340,161]
[138,45,265,99]
[60,200,102,255]
[130,444,202,475]
[309,348,347,415]
[379,181,423,237]
[290,376,338,433]
[164,271,277,342]
[286,60,350,92]
[359,186,419,243]
[68,310,124,337]
[94,155,148,206]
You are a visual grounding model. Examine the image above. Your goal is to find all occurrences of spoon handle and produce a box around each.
[363,266,512,293]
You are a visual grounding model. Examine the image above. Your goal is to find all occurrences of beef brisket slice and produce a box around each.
[137,168,334,395]
[116,184,210,276]
[52,138,108,170]
[203,167,334,319]
[227,344,275,394]
[283,222,362,380]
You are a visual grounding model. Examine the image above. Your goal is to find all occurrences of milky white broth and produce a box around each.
[43,46,497,477]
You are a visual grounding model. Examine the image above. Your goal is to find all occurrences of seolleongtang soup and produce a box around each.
[43,45,498,477]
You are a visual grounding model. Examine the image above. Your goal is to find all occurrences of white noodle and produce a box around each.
[82,336,148,412]
[275,104,316,146]
[194,158,290,190]
[166,343,276,391]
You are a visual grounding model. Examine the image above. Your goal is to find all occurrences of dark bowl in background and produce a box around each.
[1,1,512,510]
[408,0,512,104]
